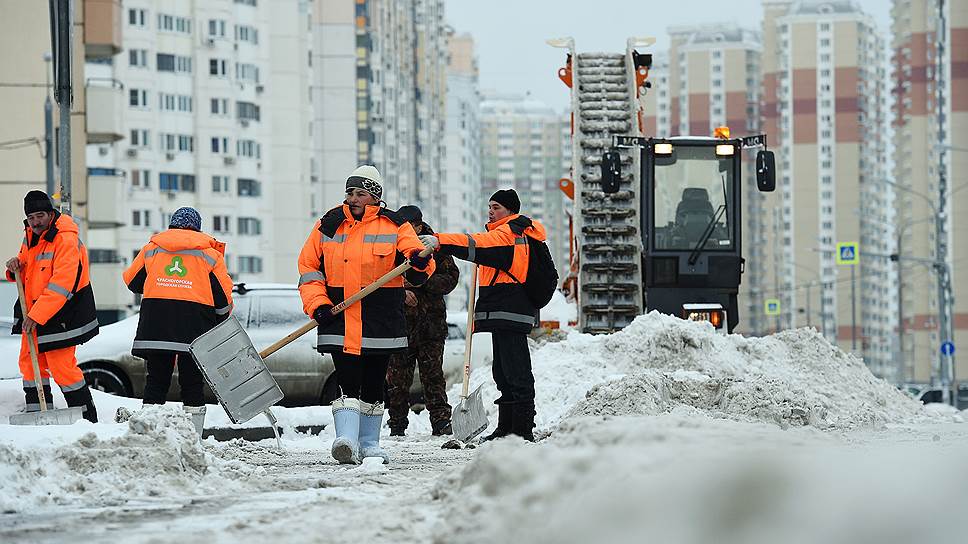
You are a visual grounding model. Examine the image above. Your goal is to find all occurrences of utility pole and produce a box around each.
[851,264,857,351]
[896,230,905,382]
[934,0,955,405]
[49,0,73,215]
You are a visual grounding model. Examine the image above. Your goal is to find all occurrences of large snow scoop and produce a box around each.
[451,265,488,443]
[9,270,83,426]
[188,247,433,444]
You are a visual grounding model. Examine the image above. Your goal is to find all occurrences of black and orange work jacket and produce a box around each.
[8,211,100,352]
[436,214,547,334]
[297,204,436,356]
[122,228,234,357]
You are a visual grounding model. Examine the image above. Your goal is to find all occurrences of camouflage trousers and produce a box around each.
[386,340,452,431]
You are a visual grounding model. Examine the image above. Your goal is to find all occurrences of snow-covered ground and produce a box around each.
[1,312,966,544]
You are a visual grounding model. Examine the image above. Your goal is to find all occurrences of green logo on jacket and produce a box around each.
[165,256,187,277]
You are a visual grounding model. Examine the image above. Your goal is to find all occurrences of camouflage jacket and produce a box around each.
[404,223,460,344]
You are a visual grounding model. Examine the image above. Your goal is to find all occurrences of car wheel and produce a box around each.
[82,364,131,397]
[319,375,341,406]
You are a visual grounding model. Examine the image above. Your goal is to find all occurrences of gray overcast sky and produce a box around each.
[445,0,892,111]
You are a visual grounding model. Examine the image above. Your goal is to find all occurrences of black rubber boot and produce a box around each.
[431,419,453,436]
[481,403,512,442]
[23,385,53,411]
[510,401,535,442]
[64,384,98,423]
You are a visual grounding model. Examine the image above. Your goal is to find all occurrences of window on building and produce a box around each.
[158,14,174,31]
[235,62,260,83]
[178,135,194,152]
[130,129,150,147]
[128,8,147,27]
[131,169,150,188]
[129,49,148,68]
[176,56,192,73]
[160,93,175,111]
[238,256,263,274]
[212,175,230,193]
[212,215,231,233]
[159,173,196,192]
[820,38,831,47]
[237,139,261,159]
[211,137,229,154]
[820,23,830,31]
[237,101,260,121]
[132,210,151,227]
[235,25,259,44]
[129,89,148,108]
[157,53,175,72]
[175,17,192,33]
[237,178,261,196]
[211,98,229,115]
[209,58,227,77]
[237,217,262,235]
[177,95,192,112]
[208,19,226,37]
[235,0,257,5]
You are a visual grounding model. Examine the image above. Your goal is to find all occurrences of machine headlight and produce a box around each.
[715,144,735,156]
[654,143,673,155]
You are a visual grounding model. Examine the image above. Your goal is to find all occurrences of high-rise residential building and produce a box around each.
[642,24,768,335]
[84,0,314,321]
[480,92,569,277]
[1,0,123,321]
[762,0,894,372]
[311,0,447,216]
[442,30,482,311]
[891,0,968,384]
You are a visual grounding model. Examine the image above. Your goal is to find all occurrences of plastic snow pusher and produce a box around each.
[451,265,488,443]
[9,271,84,426]
[188,247,434,444]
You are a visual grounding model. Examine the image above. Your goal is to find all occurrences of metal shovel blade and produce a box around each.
[451,384,489,443]
[9,406,83,426]
[188,316,284,425]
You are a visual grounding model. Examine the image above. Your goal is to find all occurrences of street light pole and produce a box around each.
[934,0,954,405]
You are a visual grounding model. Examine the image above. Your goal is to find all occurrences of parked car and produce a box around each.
[917,385,968,410]
[63,283,491,406]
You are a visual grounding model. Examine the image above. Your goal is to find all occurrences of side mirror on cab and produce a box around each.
[601,148,622,194]
[756,150,776,192]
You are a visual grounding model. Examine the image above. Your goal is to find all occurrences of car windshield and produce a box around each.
[257,293,305,327]
[653,145,734,251]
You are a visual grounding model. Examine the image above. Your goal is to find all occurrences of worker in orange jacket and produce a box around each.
[5,191,100,422]
[123,207,233,434]
[298,165,435,464]
[421,189,546,441]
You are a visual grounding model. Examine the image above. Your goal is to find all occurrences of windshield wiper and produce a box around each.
[688,204,725,266]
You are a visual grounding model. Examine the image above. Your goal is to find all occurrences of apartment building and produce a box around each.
[642,24,769,336]
[0,0,122,322]
[891,0,968,384]
[479,92,568,276]
[762,0,895,373]
[311,0,447,216]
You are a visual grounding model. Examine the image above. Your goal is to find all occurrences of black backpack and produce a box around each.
[507,216,558,309]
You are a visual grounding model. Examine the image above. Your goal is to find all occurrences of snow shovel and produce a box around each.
[188,247,434,443]
[451,265,488,443]
[9,270,83,426]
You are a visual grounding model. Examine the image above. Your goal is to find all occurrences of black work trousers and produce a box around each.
[491,332,535,404]
[143,352,204,406]
[332,352,390,404]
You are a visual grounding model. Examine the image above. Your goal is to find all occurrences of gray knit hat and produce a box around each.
[169,207,202,231]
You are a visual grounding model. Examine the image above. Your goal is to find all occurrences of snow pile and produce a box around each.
[540,290,577,326]
[433,414,968,544]
[453,312,932,432]
[0,405,261,512]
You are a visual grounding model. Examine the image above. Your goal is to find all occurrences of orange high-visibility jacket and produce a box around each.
[7,212,100,351]
[435,214,547,333]
[298,204,436,356]
[123,228,233,357]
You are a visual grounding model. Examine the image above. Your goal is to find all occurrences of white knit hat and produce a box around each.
[346,165,383,199]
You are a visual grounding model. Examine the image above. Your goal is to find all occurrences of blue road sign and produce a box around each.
[836,242,859,265]
[941,341,955,356]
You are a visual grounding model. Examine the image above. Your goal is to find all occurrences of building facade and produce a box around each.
[762,0,895,373]
[891,0,968,385]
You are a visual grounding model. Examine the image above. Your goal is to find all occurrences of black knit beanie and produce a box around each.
[24,190,55,215]
[489,189,520,214]
[396,205,423,225]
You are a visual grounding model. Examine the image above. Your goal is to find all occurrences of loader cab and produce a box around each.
[641,137,744,332]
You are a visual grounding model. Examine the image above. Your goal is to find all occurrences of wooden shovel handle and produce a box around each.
[461,265,478,399]
[14,270,47,411]
[259,246,434,359]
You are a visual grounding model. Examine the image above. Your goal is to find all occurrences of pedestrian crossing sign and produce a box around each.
[836,242,859,265]
[765,299,781,316]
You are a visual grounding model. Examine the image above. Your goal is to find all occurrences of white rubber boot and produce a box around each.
[359,400,390,464]
[331,397,362,464]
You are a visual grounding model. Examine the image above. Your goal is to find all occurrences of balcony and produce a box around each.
[86,79,124,143]
[86,167,124,228]
[84,0,122,59]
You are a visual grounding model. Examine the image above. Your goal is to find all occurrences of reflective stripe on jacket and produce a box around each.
[123,229,233,356]
[298,204,436,356]
[435,214,547,333]
[8,212,100,352]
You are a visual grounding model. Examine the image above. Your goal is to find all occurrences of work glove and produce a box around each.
[418,234,440,250]
[313,304,337,327]
[408,251,433,270]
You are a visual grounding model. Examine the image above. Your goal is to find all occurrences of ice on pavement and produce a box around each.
[0,405,262,512]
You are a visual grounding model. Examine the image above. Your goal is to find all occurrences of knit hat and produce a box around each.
[396,205,423,225]
[169,207,202,231]
[24,190,55,215]
[345,165,384,200]
[489,189,520,214]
